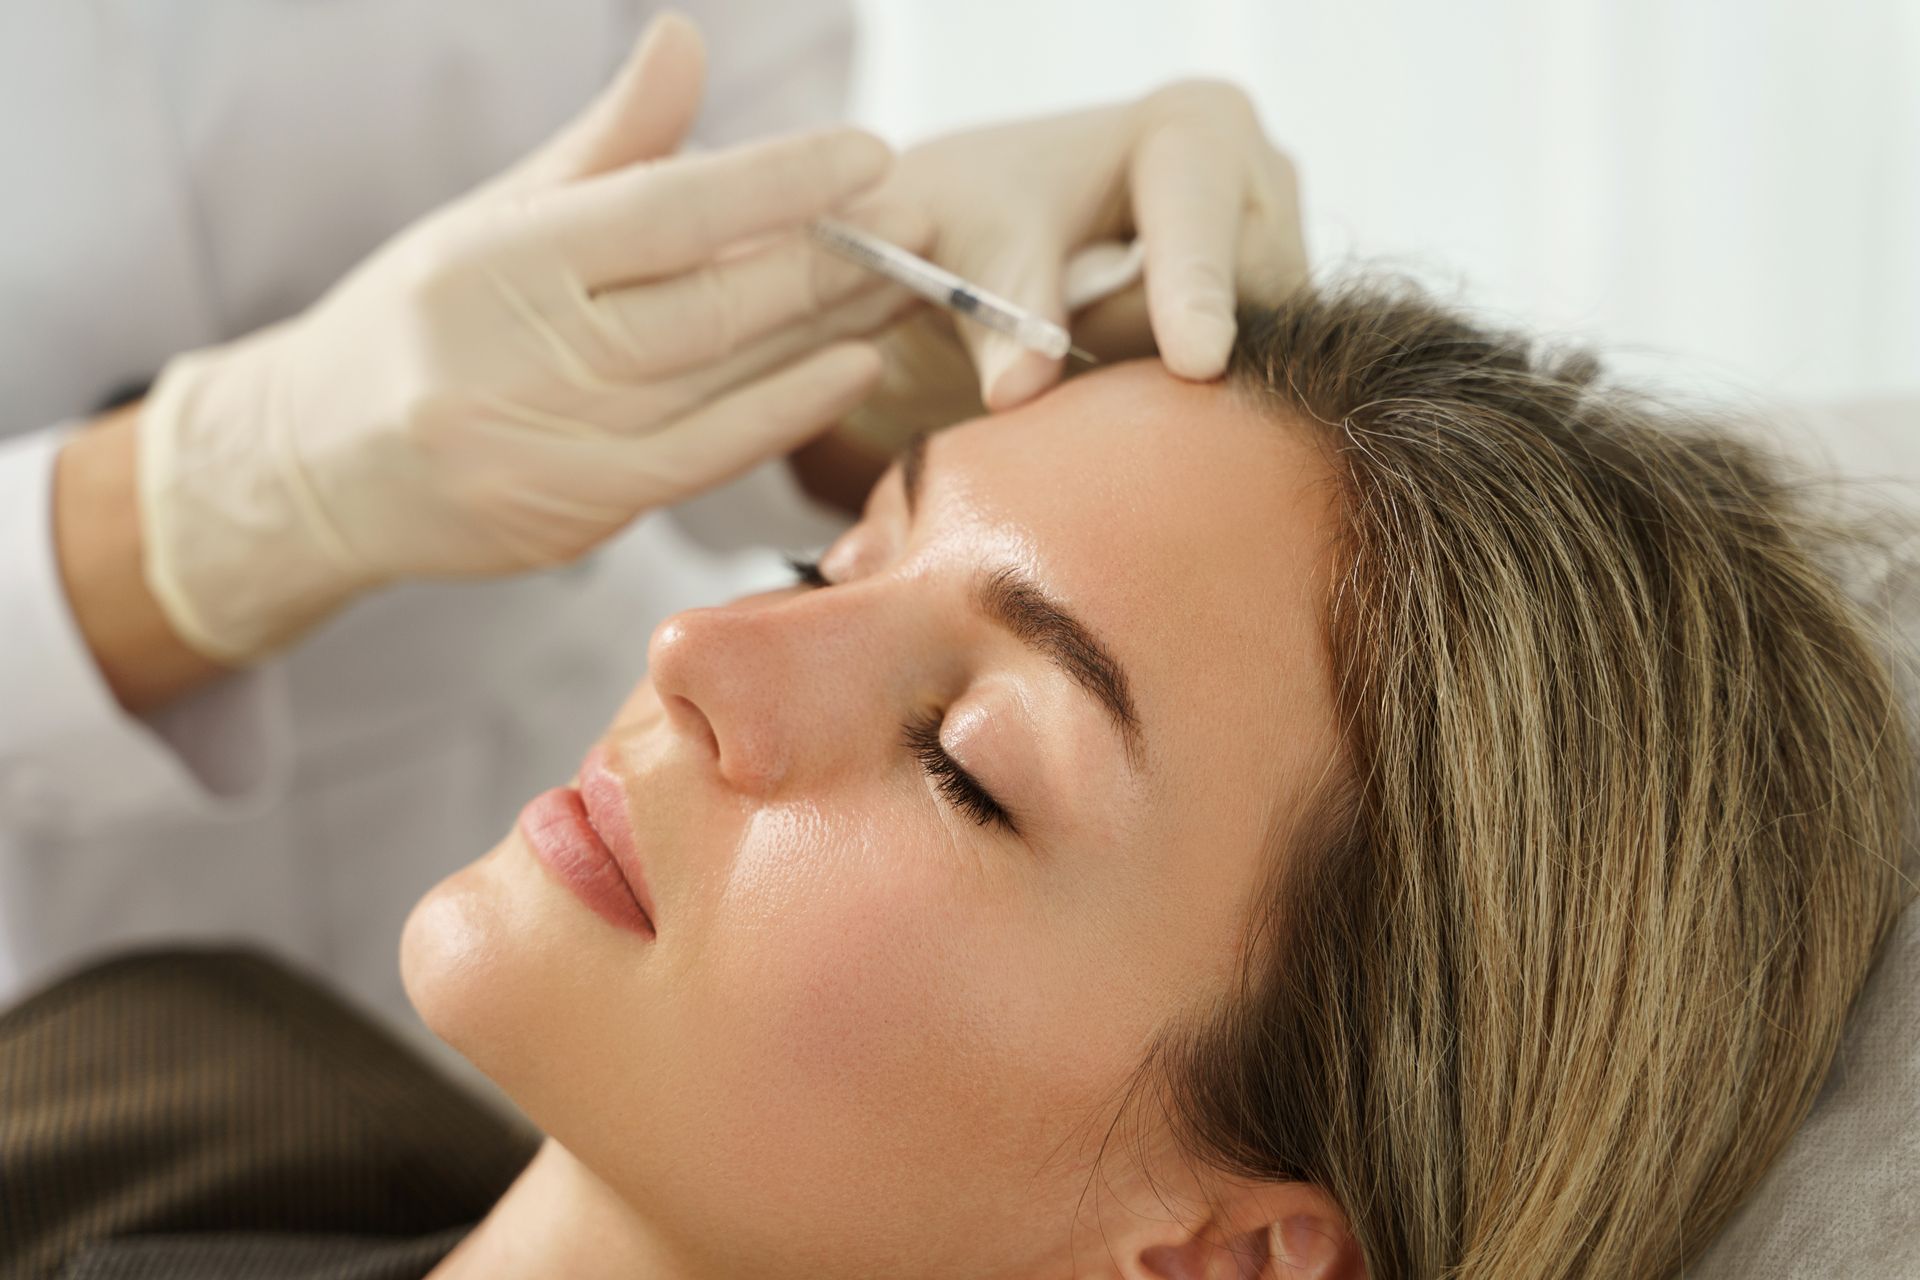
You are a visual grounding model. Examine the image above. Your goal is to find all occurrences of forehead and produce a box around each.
[925,362,1344,844]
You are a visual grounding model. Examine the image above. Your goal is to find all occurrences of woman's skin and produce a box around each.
[403,361,1363,1280]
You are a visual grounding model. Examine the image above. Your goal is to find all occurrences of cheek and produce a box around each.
[679,800,1116,1232]
[713,803,1004,1128]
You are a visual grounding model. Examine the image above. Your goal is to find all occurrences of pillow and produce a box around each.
[1696,395,1920,1277]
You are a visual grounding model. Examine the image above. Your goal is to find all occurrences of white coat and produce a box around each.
[0,1,856,1081]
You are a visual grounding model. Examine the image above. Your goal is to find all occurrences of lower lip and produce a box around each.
[519,786,656,938]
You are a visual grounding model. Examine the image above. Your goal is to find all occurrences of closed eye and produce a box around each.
[904,713,1017,834]
[787,553,1018,835]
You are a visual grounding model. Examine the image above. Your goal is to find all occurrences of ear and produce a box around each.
[1127,1180,1365,1280]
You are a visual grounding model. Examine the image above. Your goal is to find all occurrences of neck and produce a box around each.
[426,1137,681,1280]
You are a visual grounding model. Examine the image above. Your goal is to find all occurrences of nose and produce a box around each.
[649,609,786,791]
[645,587,904,798]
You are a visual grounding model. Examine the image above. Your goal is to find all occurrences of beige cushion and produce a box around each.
[1697,396,1920,1277]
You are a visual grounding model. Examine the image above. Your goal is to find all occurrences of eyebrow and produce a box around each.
[900,433,1145,766]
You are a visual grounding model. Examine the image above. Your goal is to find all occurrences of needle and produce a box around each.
[810,217,1097,365]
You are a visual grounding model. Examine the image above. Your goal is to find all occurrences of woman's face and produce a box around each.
[402,361,1344,1277]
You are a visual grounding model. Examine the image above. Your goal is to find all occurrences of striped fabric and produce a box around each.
[0,947,539,1280]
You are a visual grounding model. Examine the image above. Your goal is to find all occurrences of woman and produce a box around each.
[5,280,1910,1279]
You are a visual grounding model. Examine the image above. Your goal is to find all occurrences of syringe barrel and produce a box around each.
[952,289,1072,360]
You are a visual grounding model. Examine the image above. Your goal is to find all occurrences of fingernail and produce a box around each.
[1170,304,1237,379]
[981,337,1021,405]
[983,341,1055,409]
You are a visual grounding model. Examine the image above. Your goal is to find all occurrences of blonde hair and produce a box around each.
[1146,279,1915,1277]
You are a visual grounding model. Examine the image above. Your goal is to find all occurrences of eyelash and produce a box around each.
[786,554,1017,835]
[784,554,829,588]
[903,713,1017,833]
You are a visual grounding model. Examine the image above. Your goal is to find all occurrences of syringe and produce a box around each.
[809,217,1096,364]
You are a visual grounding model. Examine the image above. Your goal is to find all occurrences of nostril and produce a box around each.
[664,693,719,763]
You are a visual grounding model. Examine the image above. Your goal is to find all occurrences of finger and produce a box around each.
[493,13,707,196]
[646,278,922,420]
[452,342,885,546]
[835,308,986,456]
[533,128,893,288]
[592,201,933,378]
[615,342,886,506]
[938,231,1069,411]
[1071,198,1298,366]
[1129,116,1248,380]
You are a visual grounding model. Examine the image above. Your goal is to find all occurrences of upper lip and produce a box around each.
[577,742,658,931]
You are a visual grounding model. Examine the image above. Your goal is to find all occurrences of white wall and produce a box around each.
[848,0,1919,404]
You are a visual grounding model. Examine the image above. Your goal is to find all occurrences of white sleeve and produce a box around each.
[0,424,292,837]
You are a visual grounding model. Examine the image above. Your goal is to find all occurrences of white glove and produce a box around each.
[840,78,1305,454]
[840,241,1144,455]
[139,14,920,664]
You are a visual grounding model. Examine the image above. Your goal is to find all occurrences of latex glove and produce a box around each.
[840,79,1304,452]
[139,14,921,664]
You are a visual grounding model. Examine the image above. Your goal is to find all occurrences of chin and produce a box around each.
[400,830,623,1121]
[399,845,526,1078]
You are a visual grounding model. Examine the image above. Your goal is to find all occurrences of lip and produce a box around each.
[518,745,656,938]
[578,742,659,929]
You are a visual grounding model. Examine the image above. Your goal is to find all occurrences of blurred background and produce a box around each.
[848,0,1919,406]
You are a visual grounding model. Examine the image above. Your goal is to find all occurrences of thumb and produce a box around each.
[501,11,707,193]
[945,232,1070,412]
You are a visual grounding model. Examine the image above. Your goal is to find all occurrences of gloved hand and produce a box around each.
[839,79,1305,453]
[139,14,922,664]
